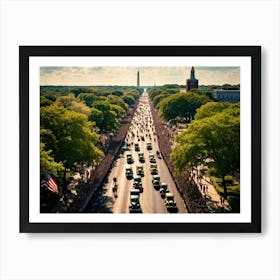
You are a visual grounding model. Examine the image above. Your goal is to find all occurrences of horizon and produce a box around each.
[40,66,240,87]
[40,84,239,87]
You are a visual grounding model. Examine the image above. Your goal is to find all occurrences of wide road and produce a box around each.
[87,90,187,214]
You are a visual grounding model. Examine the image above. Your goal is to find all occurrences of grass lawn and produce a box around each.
[210,176,240,213]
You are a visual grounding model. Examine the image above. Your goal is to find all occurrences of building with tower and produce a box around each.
[137,71,140,88]
[186,67,199,91]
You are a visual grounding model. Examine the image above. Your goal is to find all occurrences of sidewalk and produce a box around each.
[48,104,139,213]
[192,168,231,213]
[53,166,93,212]
[150,100,210,213]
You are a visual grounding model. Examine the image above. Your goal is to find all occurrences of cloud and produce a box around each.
[40,67,65,75]
[196,67,239,71]
[40,66,240,86]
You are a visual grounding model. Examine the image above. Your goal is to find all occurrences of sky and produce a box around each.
[40,66,240,86]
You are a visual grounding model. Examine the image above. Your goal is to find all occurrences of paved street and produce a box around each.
[87,91,187,213]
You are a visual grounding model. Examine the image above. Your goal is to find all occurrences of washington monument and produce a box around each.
[137,71,140,88]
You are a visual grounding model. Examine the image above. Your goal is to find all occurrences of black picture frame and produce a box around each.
[20,46,261,233]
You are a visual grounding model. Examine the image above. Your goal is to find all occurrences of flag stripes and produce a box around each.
[41,173,59,194]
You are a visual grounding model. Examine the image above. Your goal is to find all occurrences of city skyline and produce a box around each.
[40,66,240,86]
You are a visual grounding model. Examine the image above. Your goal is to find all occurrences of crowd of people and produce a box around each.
[150,101,210,213]
[52,103,139,213]
[51,94,222,214]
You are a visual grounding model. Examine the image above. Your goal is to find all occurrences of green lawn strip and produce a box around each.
[209,176,240,213]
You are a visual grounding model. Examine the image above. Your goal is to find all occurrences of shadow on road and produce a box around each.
[85,183,114,213]
[200,194,230,213]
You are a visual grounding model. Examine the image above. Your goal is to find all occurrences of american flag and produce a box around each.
[41,173,59,194]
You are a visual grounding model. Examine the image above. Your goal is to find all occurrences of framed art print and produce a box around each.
[19,46,261,233]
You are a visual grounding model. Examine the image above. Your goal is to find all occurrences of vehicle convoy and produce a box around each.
[125,167,133,179]
[152,175,160,189]
[149,154,156,163]
[156,150,161,159]
[126,154,134,164]
[129,189,141,213]
[150,164,158,175]
[134,143,140,151]
[165,193,177,211]
[160,182,169,198]
[136,165,144,176]
[112,183,118,197]
[147,142,152,150]
[138,152,145,163]
[96,93,186,214]
[133,175,143,192]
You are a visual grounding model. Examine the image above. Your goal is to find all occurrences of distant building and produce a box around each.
[186,67,199,91]
[137,71,140,88]
[212,90,240,103]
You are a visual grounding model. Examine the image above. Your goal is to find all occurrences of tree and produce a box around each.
[110,90,123,97]
[121,94,135,106]
[40,142,64,176]
[148,88,163,101]
[189,89,216,101]
[41,105,103,168]
[153,94,168,107]
[195,102,238,120]
[107,95,127,111]
[158,93,210,122]
[162,84,180,90]
[110,104,126,118]
[89,108,104,129]
[124,89,141,100]
[55,94,91,116]
[148,85,180,106]
[40,88,57,102]
[71,87,92,97]
[222,83,232,89]
[40,96,53,107]
[90,101,119,132]
[78,93,97,107]
[171,103,240,198]
[158,94,189,120]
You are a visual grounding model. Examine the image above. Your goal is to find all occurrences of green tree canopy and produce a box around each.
[195,102,239,120]
[40,142,64,177]
[148,88,163,101]
[189,89,216,101]
[107,95,127,111]
[124,89,141,100]
[171,103,240,198]
[110,104,126,118]
[40,89,57,102]
[89,107,104,129]
[55,93,91,116]
[40,96,54,107]
[90,101,119,132]
[121,94,136,106]
[71,87,93,97]
[110,90,123,97]
[40,105,103,168]
[158,93,210,121]
[78,93,98,107]
[153,94,168,107]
